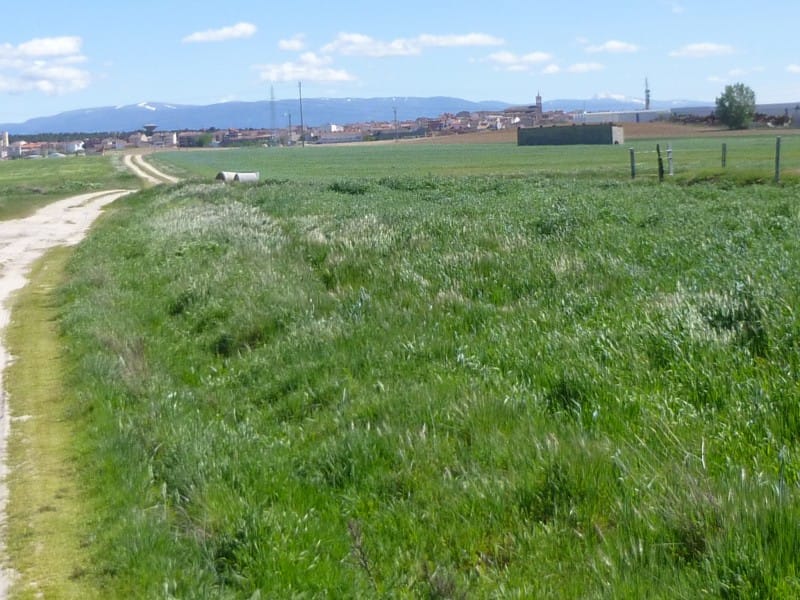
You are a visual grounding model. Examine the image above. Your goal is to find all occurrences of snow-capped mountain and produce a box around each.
[0,96,714,135]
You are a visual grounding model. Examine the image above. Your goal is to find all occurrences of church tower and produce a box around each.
[535,91,543,122]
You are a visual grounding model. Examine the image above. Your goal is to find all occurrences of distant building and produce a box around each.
[518,123,624,146]
[504,92,573,127]
[9,141,26,158]
[63,140,84,154]
[573,109,670,124]
[316,131,364,144]
[128,132,148,147]
[151,132,178,147]
[178,131,225,147]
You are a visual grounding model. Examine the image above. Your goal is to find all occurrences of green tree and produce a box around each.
[715,83,756,129]
[198,132,214,147]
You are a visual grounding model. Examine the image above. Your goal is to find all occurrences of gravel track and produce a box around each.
[0,189,133,597]
[123,152,181,185]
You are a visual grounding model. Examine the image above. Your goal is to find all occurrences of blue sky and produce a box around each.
[2,0,799,122]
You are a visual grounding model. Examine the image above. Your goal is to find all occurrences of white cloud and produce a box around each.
[585,40,639,54]
[727,66,763,77]
[322,33,410,57]
[542,64,561,75]
[486,51,552,71]
[669,2,685,14]
[256,52,355,83]
[707,66,765,85]
[182,22,257,43]
[17,36,82,57]
[0,36,90,95]
[568,62,605,73]
[416,33,505,48]
[669,42,734,58]
[595,92,632,102]
[322,31,504,57]
[787,64,800,74]
[279,34,306,51]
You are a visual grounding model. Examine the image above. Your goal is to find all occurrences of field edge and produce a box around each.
[4,246,101,600]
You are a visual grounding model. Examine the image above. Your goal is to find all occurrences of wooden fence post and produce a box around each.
[629,148,636,179]
[667,144,674,176]
[775,136,782,183]
[721,143,727,168]
[657,144,665,182]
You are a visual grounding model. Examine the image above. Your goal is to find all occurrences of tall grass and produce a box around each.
[60,175,800,596]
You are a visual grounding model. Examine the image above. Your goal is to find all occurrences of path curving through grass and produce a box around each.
[123,152,181,185]
[0,189,132,598]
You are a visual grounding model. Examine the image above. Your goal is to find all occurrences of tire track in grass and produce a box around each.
[0,189,132,598]
[123,152,181,185]
[133,153,181,184]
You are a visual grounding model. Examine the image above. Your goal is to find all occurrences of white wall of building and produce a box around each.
[574,109,670,124]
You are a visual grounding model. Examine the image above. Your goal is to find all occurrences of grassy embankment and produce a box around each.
[1,155,137,598]
[0,155,137,220]
[58,139,800,597]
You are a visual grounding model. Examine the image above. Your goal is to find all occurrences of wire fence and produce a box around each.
[626,136,798,182]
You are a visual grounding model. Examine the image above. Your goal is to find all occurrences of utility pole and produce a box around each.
[298,81,305,148]
[270,84,276,145]
[393,106,398,142]
[645,77,651,111]
[287,113,292,146]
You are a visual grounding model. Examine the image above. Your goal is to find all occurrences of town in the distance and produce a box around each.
[2,89,799,160]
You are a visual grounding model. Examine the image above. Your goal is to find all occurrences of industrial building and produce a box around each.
[517,123,624,146]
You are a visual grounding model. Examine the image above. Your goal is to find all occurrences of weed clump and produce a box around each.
[329,179,371,195]
[700,279,769,357]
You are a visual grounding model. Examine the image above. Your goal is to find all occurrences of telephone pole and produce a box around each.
[298,81,305,148]
[270,84,276,145]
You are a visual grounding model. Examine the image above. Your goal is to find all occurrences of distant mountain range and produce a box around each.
[0,96,714,135]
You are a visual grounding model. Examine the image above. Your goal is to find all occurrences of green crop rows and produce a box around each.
[152,134,800,184]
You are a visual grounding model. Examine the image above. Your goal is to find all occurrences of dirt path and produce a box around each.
[123,153,181,185]
[0,189,132,597]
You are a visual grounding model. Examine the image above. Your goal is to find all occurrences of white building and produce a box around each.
[63,140,84,154]
[573,109,670,124]
[9,141,26,158]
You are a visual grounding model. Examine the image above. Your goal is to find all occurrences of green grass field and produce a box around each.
[152,134,800,183]
[0,155,137,220]
[53,136,800,597]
